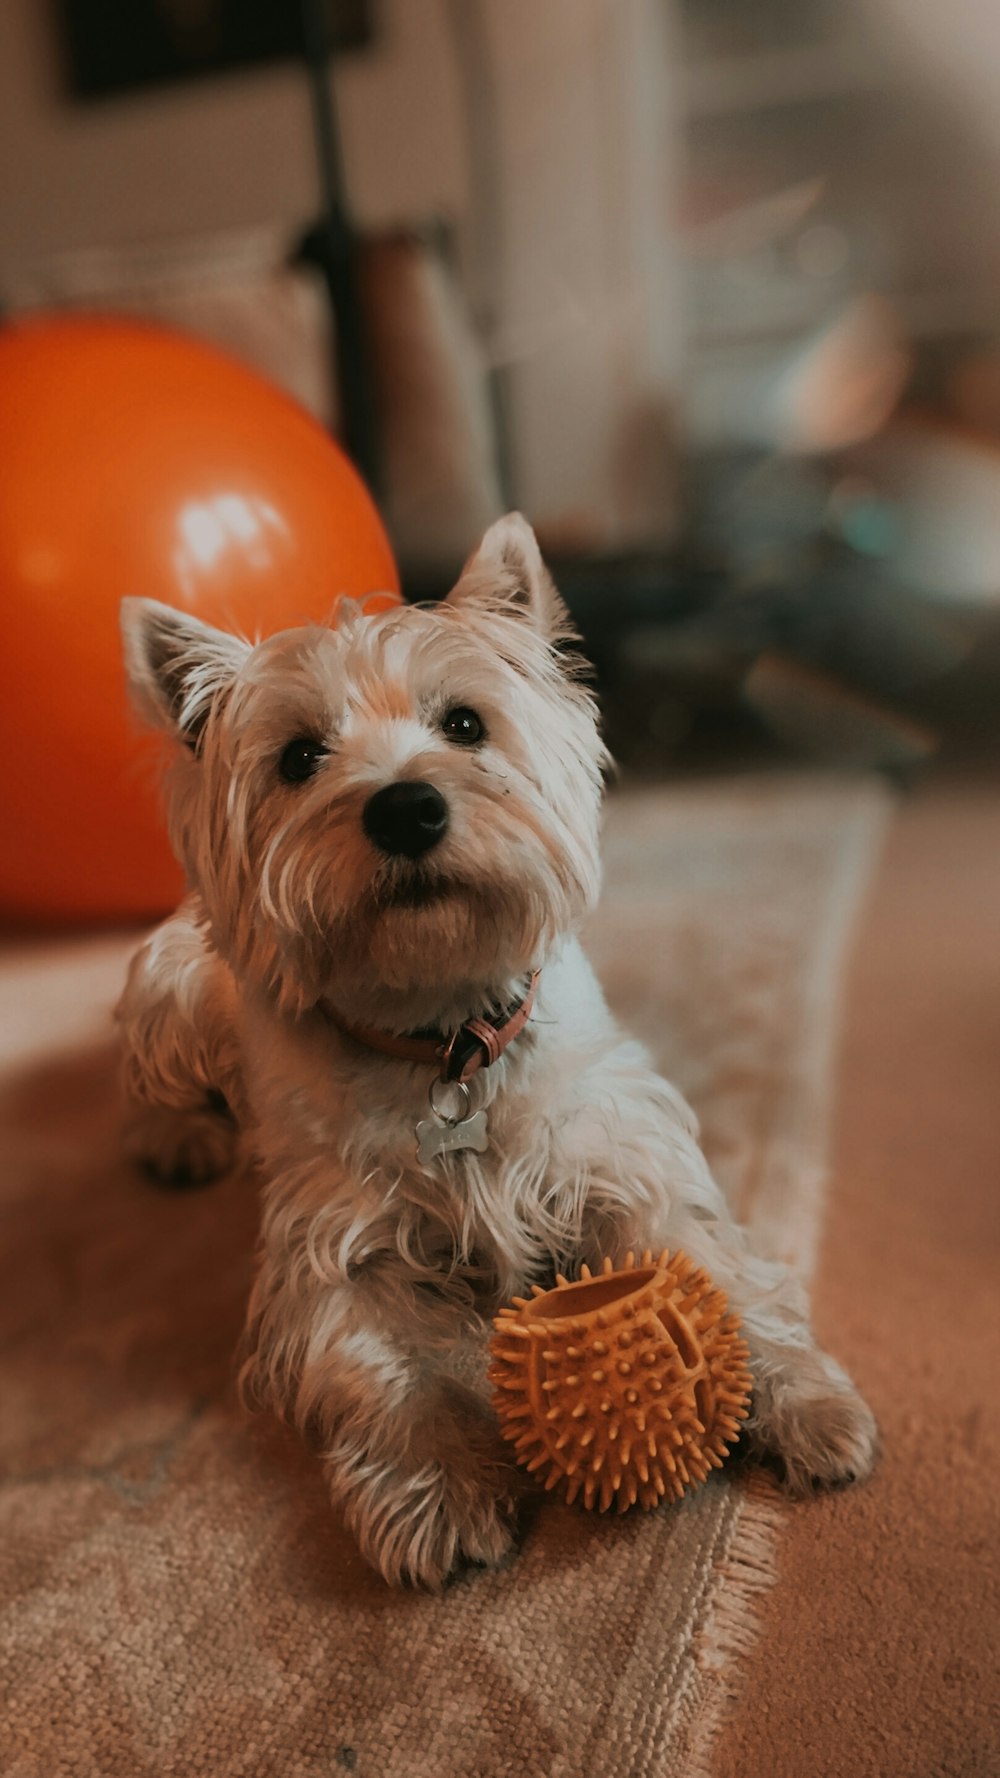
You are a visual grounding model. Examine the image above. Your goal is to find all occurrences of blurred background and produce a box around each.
[3,0,1000,782]
[1,14,998,1764]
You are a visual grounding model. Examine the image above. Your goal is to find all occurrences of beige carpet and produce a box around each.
[0,779,888,1778]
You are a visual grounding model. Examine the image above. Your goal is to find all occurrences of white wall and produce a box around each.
[0,0,467,264]
[0,0,682,549]
[479,0,682,547]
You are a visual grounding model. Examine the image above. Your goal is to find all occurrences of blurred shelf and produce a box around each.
[896,284,1000,341]
[681,42,884,120]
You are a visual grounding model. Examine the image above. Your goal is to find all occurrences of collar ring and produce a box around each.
[428,1077,472,1126]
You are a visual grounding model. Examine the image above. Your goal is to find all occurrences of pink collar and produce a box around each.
[320,971,540,1084]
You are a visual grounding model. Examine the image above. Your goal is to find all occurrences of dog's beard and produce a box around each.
[368,876,532,977]
[305,867,559,1024]
[372,860,459,912]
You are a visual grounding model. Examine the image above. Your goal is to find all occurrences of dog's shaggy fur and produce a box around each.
[117,514,877,1589]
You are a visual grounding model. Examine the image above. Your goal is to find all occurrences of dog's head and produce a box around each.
[122,514,607,1023]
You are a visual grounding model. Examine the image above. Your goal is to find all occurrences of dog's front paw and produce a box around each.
[752,1350,878,1495]
[352,1457,520,1591]
[124,1102,237,1189]
[335,1383,524,1590]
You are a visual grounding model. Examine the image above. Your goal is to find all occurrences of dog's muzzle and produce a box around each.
[363,780,449,859]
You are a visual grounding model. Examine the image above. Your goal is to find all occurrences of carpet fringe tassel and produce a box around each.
[684,1476,788,1777]
[675,788,890,1776]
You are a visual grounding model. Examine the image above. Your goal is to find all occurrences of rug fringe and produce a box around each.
[684,1478,788,1777]
[673,786,891,1778]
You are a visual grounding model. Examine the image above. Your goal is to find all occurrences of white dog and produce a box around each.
[116,514,877,1589]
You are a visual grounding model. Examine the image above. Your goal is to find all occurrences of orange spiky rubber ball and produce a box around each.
[489,1249,752,1513]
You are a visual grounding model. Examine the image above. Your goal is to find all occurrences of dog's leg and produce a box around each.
[116,899,242,1187]
[242,1238,520,1590]
[663,1228,878,1493]
[548,1047,878,1494]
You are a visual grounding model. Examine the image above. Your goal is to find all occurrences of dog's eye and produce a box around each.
[278,738,327,784]
[441,706,485,746]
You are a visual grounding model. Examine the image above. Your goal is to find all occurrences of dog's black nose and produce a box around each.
[363,781,449,859]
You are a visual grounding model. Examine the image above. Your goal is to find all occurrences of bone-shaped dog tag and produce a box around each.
[416,1107,489,1165]
[416,1077,490,1164]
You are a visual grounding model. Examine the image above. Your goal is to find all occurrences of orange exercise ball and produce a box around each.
[0,315,399,921]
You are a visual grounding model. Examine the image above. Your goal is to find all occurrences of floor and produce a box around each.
[1,774,996,1776]
[714,781,1000,1778]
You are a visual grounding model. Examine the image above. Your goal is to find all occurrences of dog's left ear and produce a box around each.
[447,513,569,642]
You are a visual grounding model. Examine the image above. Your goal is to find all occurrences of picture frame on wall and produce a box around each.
[54,0,374,101]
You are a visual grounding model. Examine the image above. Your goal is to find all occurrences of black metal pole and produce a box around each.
[299,0,382,496]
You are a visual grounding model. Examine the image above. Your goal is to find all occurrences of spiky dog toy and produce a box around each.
[489,1249,752,1513]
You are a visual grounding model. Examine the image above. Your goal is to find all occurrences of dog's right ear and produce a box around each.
[120,598,250,749]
